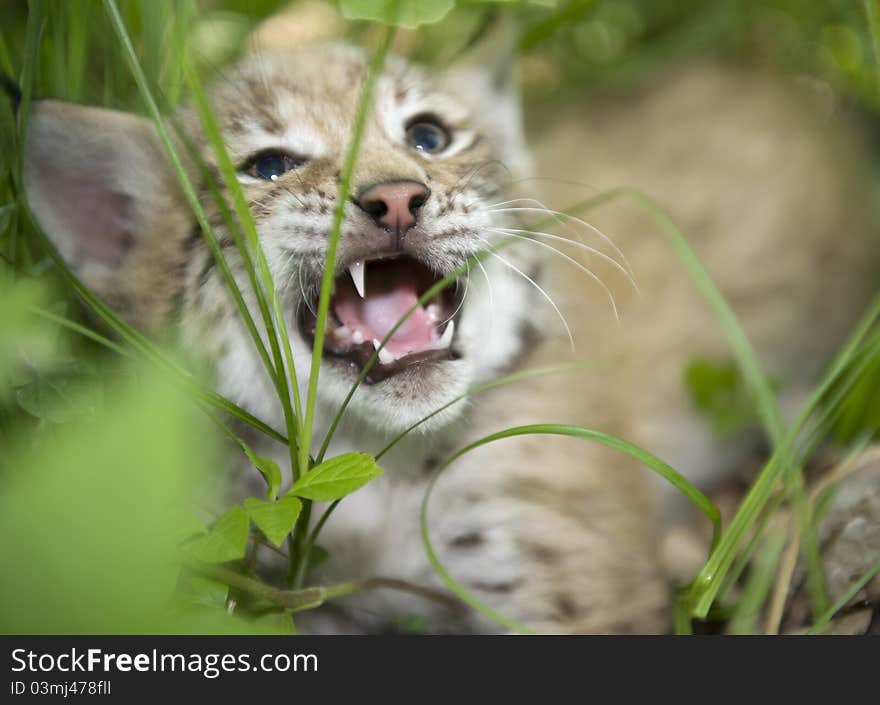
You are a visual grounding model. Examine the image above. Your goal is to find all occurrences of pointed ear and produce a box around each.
[23,100,193,328]
[441,16,532,178]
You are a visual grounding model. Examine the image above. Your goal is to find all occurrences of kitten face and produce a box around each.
[181,44,536,432]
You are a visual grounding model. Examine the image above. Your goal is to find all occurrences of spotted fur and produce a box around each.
[23,42,879,633]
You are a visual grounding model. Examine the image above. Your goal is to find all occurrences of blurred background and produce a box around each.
[2,1,879,108]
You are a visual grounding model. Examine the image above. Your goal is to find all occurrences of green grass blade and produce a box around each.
[289,17,398,590]
[103,0,301,452]
[725,523,787,634]
[375,358,620,460]
[306,360,618,569]
[807,556,880,634]
[169,112,298,421]
[674,589,694,635]
[421,460,537,634]
[31,304,287,444]
[421,423,721,633]
[0,24,15,76]
[64,0,88,101]
[613,188,784,442]
[48,0,67,99]
[549,187,880,620]
[689,293,880,616]
[30,306,129,357]
[715,491,785,603]
[453,424,720,536]
[103,0,279,378]
[16,0,46,171]
[139,0,163,100]
[301,24,396,474]
[316,248,495,462]
[864,0,880,96]
[192,390,287,445]
[182,59,304,469]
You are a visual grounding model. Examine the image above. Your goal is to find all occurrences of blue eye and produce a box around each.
[245,152,304,181]
[405,117,450,154]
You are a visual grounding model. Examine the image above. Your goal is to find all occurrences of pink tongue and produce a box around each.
[334,273,437,354]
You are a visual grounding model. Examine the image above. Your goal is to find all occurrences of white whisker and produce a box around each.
[440,271,469,327]
[475,257,495,312]
[489,228,620,320]
[474,257,495,340]
[484,200,635,282]
[297,263,317,317]
[475,237,575,350]
[494,225,638,294]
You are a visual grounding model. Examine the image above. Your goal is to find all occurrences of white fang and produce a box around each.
[436,320,455,349]
[349,260,366,298]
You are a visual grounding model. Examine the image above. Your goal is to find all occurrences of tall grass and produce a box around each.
[1,0,879,634]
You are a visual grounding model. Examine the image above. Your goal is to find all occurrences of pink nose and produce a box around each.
[355,180,430,235]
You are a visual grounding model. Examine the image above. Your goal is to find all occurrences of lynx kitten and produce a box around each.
[22,38,877,632]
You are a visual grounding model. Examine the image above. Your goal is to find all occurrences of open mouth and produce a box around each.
[298,255,461,384]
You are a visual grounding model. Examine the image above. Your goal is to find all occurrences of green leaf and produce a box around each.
[248,610,297,635]
[239,441,283,500]
[15,363,102,423]
[186,506,249,563]
[308,544,331,568]
[0,268,58,400]
[684,357,762,437]
[0,363,216,633]
[244,495,303,547]
[180,573,229,609]
[161,603,293,635]
[339,0,455,28]
[177,510,209,543]
[288,452,383,502]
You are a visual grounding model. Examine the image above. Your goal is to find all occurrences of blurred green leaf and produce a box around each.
[684,357,763,436]
[15,361,102,423]
[828,348,880,442]
[249,609,296,634]
[244,495,302,547]
[521,0,599,49]
[0,268,59,400]
[388,613,430,634]
[0,365,216,633]
[178,573,230,610]
[186,506,250,564]
[163,603,292,635]
[288,452,383,502]
[239,441,282,500]
[339,0,455,28]
[308,543,331,568]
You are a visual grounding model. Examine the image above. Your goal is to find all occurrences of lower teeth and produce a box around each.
[372,339,396,365]
[367,320,456,366]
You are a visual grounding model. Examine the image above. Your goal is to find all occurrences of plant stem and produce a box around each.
[299,24,396,473]
[192,562,459,613]
[289,22,397,589]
